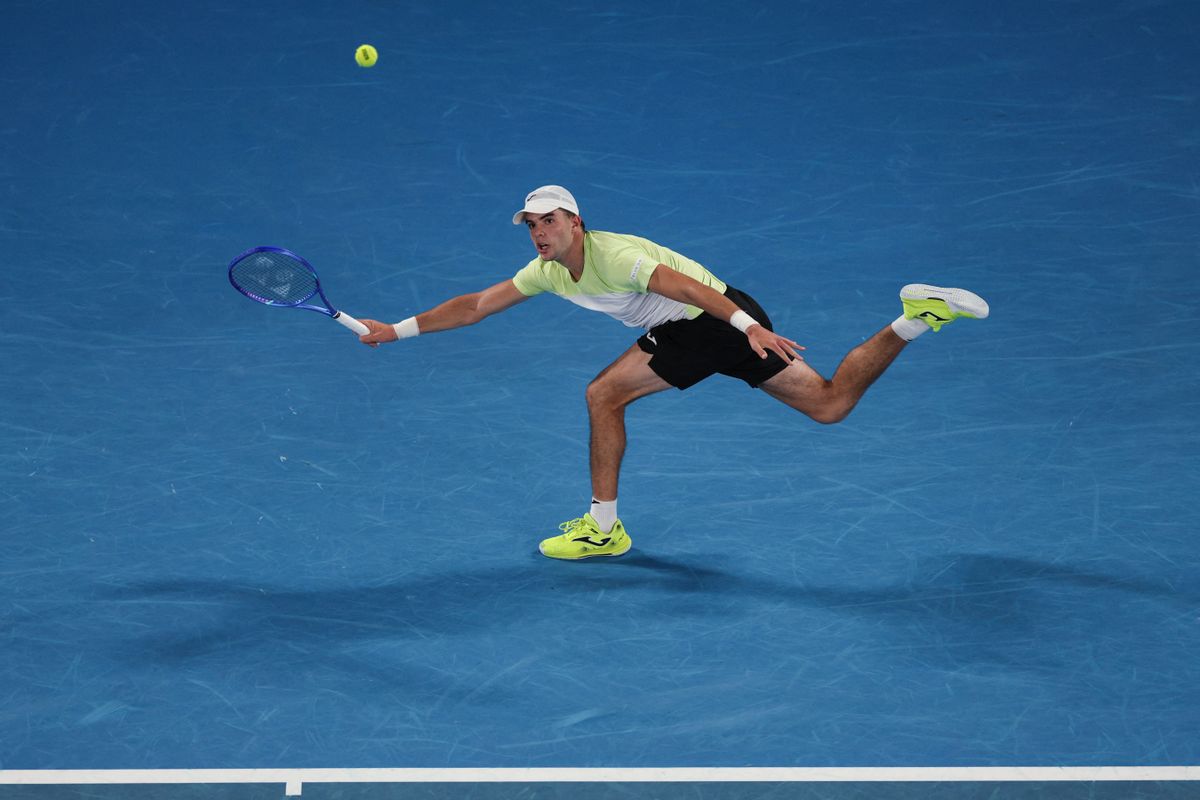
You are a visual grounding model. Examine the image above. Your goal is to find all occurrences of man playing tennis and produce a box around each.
[358,186,988,560]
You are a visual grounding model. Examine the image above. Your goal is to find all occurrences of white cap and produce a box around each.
[512,185,579,225]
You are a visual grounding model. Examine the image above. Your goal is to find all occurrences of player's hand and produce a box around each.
[747,325,804,363]
[358,319,398,348]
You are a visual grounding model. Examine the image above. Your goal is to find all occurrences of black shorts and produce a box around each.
[637,286,789,390]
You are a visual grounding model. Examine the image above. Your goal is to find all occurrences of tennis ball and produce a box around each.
[355,44,378,68]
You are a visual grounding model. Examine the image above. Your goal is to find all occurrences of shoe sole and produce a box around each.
[901,284,990,319]
[539,536,632,560]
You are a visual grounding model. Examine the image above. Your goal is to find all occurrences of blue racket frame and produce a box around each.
[227,245,369,335]
[228,246,332,313]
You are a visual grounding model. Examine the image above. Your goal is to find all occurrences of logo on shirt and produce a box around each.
[629,257,645,282]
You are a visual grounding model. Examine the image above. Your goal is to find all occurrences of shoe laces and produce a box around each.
[558,517,591,536]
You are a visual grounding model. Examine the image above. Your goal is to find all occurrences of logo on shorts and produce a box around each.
[645,332,657,345]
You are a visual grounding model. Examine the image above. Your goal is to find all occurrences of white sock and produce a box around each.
[589,498,618,532]
[891,315,930,342]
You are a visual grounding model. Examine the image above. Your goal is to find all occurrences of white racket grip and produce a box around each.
[333,311,369,336]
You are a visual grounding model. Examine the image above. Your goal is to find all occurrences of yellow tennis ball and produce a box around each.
[355,44,378,68]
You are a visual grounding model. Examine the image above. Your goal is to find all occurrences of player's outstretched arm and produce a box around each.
[358,279,530,347]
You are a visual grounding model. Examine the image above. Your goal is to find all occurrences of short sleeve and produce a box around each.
[511,260,548,297]
[619,248,658,294]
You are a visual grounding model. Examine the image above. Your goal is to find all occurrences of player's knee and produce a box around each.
[808,400,853,425]
[585,376,616,410]
[586,375,631,412]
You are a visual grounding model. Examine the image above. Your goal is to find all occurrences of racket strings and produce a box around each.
[230,251,319,305]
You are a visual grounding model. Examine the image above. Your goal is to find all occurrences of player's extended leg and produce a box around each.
[538,344,671,560]
[759,283,989,422]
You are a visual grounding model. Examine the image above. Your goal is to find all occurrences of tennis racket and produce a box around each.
[227,246,369,336]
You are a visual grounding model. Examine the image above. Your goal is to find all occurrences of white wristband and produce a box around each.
[729,309,760,334]
[393,317,420,339]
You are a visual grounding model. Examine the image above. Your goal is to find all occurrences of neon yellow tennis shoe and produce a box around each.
[900,284,990,332]
[539,514,632,560]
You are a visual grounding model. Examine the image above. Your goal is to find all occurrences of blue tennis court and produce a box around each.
[2,1,1198,797]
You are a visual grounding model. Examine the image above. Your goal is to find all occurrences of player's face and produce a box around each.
[525,209,577,262]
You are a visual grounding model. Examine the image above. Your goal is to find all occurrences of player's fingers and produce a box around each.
[772,338,803,362]
[358,319,395,346]
[772,344,797,362]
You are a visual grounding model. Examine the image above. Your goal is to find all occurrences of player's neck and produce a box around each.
[559,232,586,279]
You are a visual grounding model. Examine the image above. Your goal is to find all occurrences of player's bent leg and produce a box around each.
[585,344,673,501]
[587,343,674,405]
[537,346,669,561]
[757,359,847,423]
[759,325,908,424]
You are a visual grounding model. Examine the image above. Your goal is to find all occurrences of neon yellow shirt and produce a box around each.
[511,231,727,329]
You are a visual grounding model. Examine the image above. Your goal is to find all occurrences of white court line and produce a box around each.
[1,766,1199,795]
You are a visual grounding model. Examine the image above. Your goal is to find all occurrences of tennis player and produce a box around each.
[358,186,988,560]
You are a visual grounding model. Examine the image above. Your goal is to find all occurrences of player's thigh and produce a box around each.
[757,359,830,413]
[590,344,673,405]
